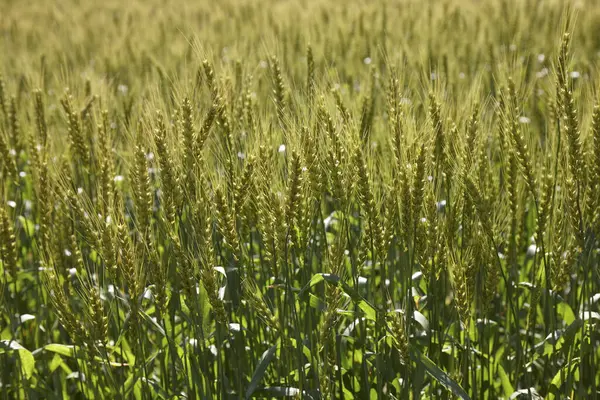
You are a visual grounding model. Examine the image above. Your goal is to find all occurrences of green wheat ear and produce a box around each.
[8,96,20,155]
[306,45,315,109]
[589,103,600,229]
[214,186,240,261]
[0,205,18,279]
[202,59,217,99]
[153,110,180,226]
[132,124,153,235]
[61,91,90,166]
[269,55,288,125]
[0,73,7,122]
[0,130,16,182]
[507,78,537,203]
[429,91,445,172]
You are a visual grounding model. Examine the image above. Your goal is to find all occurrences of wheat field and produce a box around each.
[0,0,599,398]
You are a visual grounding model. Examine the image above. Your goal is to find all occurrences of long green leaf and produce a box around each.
[245,344,278,399]
[410,347,470,400]
[0,340,35,379]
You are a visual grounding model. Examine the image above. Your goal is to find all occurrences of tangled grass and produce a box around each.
[0,0,599,398]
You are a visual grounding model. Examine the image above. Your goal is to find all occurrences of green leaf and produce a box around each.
[307,273,324,287]
[43,343,75,357]
[124,350,160,398]
[358,300,377,321]
[140,377,170,399]
[410,347,470,400]
[140,309,166,337]
[48,354,64,374]
[554,319,583,353]
[497,364,514,398]
[308,293,324,310]
[556,302,575,325]
[0,340,35,379]
[245,344,278,399]
[18,216,35,237]
[547,358,580,400]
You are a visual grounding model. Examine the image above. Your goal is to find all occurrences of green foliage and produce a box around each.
[0,0,599,398]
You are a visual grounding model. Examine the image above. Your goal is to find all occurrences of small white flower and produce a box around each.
[358,276,368,286]
[363,57,372,65]
[519,116,531,124]
[527,244,538,257]
[9,149,16,156]
[436,200,447,212]
[69,267,77,277]
[430,72,437,80]
[237,152,246,160]
[113,175,124,182]
[459,72,466,79]
[146,152,154,160]
[259,60,268,69]
[77,187,84,194]
[64,249,72,256]
[537,54,545,63]
[536,68,549,79]
[570,71,580,79]
[278,144,286,153]
[7,201,16,208]
[19,171,26,178]
[117,84,129,95]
